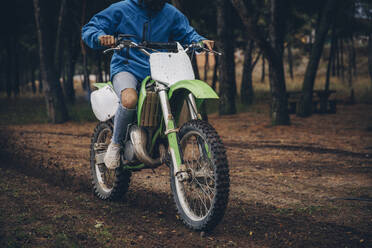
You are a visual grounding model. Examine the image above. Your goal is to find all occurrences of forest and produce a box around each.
[0,0,371,247]
[0,0,370,123]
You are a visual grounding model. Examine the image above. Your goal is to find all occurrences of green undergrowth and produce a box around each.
[0,96,96,125]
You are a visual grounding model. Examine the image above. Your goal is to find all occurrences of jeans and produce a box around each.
[111,72,138,145]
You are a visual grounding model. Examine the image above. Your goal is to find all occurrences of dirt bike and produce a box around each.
[90,35,229,231]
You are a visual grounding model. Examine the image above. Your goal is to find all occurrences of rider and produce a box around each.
[82,0,214,170]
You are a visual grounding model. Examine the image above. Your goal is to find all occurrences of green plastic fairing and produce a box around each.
[168,80,219,100]
[93,82,113,89]
[137,76,152,125]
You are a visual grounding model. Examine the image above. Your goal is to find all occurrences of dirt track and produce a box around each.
[0,104,371,247]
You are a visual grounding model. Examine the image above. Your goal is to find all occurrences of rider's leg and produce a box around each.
[104,72,138,169]
[111,88,138,144]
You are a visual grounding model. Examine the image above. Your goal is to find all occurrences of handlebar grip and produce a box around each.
[144,42,178,50]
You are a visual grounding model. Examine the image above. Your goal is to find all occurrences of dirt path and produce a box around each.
[0,104,371,247]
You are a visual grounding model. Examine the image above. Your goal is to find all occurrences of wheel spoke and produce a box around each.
[95,127,116,192]
[177,131,218,220]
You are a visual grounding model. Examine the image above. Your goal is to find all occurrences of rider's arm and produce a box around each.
[171,9,206,45]
[82,3,123,49]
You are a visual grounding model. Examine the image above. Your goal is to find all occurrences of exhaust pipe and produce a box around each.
[130,125,165,167]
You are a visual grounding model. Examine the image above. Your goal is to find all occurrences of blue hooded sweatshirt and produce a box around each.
[82,0,205,82]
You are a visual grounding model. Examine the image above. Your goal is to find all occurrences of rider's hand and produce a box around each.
[202,40,215,51]
[99,35,115,47]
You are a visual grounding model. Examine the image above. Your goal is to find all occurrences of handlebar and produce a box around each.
[142,41,178,51]
[103,36,222,57]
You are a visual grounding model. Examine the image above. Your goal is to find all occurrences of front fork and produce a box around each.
[157,84,199,175]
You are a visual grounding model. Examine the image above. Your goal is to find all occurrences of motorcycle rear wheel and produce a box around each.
[90,121,131,201]
[170,120,230,231]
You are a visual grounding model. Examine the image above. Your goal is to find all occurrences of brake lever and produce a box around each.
[189,43,222,56]
[103,44,125,55]
[203,48,222,56]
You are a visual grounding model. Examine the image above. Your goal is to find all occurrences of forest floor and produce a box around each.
[0,103,371,247]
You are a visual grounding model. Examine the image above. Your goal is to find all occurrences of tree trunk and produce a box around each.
[38,69,43,93]
[287,41,294,80]
[347,38,354,104]
[13,36,20,96]
[31,63,36,94]
[191,56,200,79]
[81,0,91,97]
[340,39,345,80]
[335,36,340,77]
[33,0,69,123]
[368,34,372,85]
[241,40,254,104]
[217,0,236,115]
[203,52,209,82]
[104,56,110,82]
[55,0,67,80]
[325,27,336,92]
[298,0,336,117]
[261,56,265,82]
[231,0,289,125]
[267,0,290,125]
[5,38,12,97]
[212,55,219,91]
[97,52,104,83]
[331,35,336,76]
[351,37,356,77]
[65,34,79,104]
[65,58,76,103]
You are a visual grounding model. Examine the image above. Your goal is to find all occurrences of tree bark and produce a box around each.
[368,34,372,85]
[267,0,290,125]
[203,52,209,82]
[104,56,110,82]
[212,55,219,91]
[261,56,265,83]
[325,26,336,92]
[65,33,79,104]
[13,35,20,96]
[347,38,354,104]
[241,40,254,104]
[340,39,345,80]
[287,41,294,80]
[81,0,91,96]
[38,69,43,93]
[335,36,340,77]
[31,62,36,94]
[5,37,12,97]
[217,0,236,115]
[298,0,336,117]
[33,0,69,123]
[55,0,67,80]
[97,52,104,83]
[231,0,289,124]
[191,56,200,79]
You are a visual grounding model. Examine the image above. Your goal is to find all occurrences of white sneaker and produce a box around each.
[104,143,121,169]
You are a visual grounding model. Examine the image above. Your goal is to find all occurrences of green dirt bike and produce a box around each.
[90,35,229,231]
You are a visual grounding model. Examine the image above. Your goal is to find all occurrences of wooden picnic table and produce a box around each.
[287,90,337,114]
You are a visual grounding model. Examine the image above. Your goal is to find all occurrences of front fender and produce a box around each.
[168,80,219,100]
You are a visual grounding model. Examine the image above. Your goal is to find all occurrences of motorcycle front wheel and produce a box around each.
[170,120,230,231]
[90,121,131,201]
